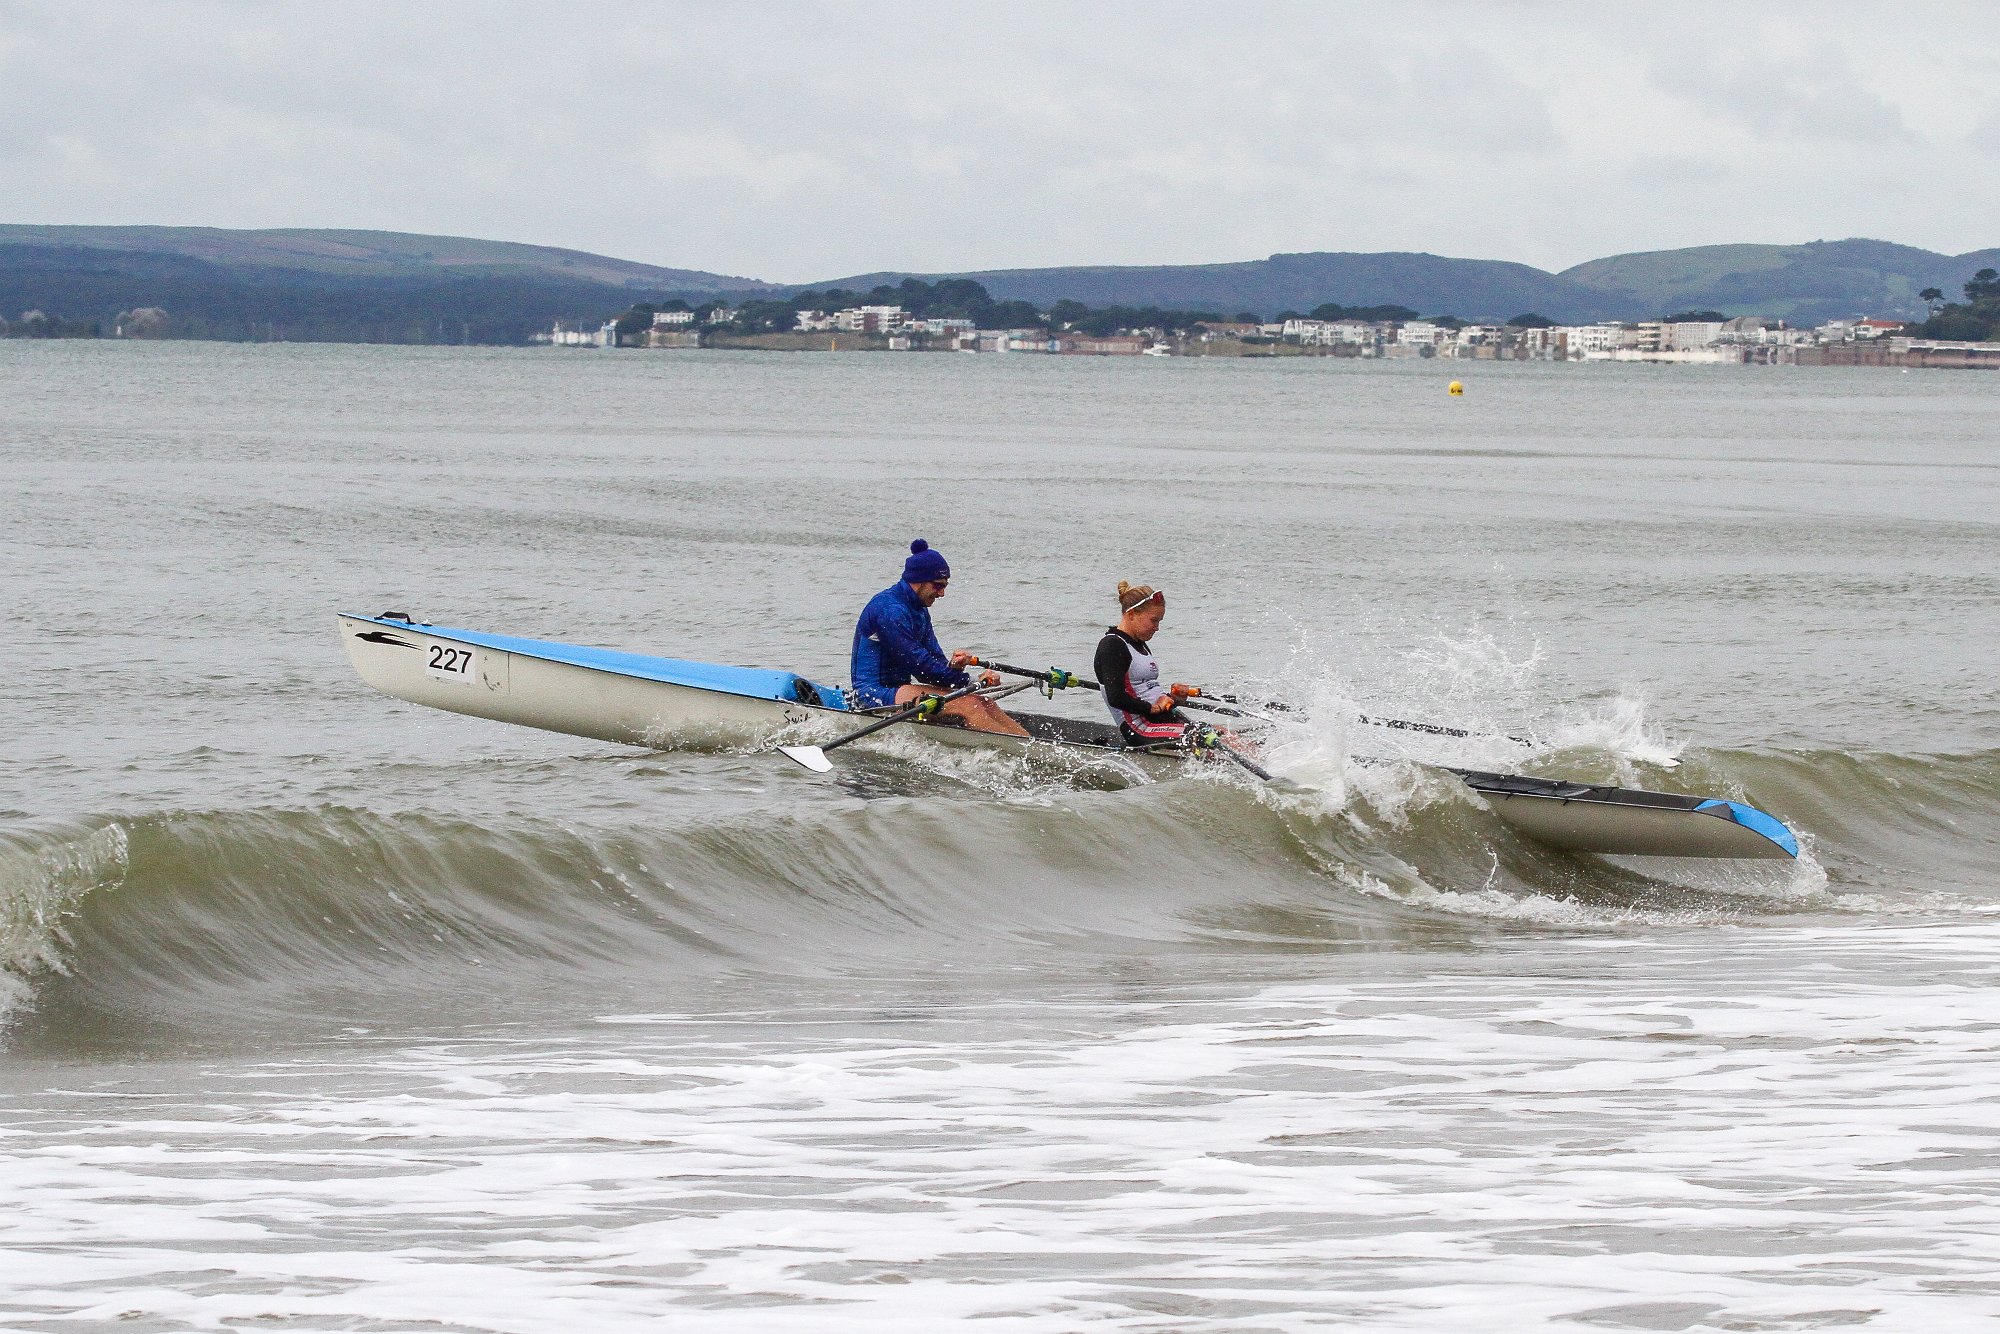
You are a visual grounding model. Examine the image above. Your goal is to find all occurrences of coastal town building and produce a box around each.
[1560,324,1626,357]
[546,320,616,347]
[1395,321,1445,348]
[1059,334,1149,355]
[586,299,1980,369]
[1665,321,1726,351]
[1816,317,1906,342]
[833,305,906,333]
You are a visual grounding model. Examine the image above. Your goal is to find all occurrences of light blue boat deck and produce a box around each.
[346,614,851,710]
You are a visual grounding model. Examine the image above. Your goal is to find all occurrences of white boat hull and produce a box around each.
[337,614,1797,860]
[340,617,801,748]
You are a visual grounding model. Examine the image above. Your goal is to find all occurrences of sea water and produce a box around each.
[2,343,1997,1330]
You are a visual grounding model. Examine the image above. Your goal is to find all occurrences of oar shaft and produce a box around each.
[975,659,1291,784]
[1195,690,1529,746]
[1207,736,1276,781]
[1357,713,1534,746]
[822,682,980,753]
[972,659,1099,691]
[978,656,1264,719]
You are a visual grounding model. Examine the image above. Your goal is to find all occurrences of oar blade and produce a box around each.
[1262,776,1318,795]
[777,744,834,774]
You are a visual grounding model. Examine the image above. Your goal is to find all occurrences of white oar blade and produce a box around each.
[777,744,834,774]
[1265,777,1317,795]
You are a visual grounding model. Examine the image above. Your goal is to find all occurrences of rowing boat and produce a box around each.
[336,612,1800,861]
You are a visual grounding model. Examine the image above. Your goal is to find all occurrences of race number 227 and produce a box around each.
[426,644,475,683]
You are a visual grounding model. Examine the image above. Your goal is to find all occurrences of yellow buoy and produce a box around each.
[1448,380,1464,395]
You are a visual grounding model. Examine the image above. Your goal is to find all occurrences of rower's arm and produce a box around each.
[1094,635,1159,717]
[886,603,970,688]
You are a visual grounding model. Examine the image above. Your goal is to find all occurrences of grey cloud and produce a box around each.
[0,2,1993,277]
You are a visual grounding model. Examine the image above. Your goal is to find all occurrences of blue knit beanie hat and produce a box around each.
[902,539,951,583]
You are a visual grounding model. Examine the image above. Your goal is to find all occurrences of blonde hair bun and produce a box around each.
[1116,581,1163,612]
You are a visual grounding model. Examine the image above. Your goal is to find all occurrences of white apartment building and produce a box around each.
[1664,321,1725,351]
[1279,318,1375,347]
[651,310,695,326]
[1560,324,1627,358]
[834,305,907,333]
[1396,321,1444,347]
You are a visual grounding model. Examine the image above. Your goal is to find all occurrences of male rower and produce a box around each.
[850,539,1029,736]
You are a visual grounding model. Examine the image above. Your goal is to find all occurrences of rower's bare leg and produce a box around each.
[953,694,1031,737]
[893,685,1031,737]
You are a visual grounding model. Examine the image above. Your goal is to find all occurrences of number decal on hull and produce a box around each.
[426,643,475,684]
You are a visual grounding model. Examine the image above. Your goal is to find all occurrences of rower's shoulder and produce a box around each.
[859,583,904,616]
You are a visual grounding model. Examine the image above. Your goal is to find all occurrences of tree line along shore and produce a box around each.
[7,270,1998,366]
[540,273,2000,368]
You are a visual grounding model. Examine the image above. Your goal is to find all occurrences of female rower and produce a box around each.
[1093,581,1199,747]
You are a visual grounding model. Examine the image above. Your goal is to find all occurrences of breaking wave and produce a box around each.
[3,742,1994,1052]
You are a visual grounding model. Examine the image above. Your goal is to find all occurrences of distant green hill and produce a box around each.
[820,252,1628,324]
[822,238,2000,326]
[0,225,772,292]
[1558,239,2000,324]
[0,227,776,344]
[5,225,1997,343]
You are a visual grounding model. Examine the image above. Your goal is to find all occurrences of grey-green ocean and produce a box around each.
[4,343,1998,1331]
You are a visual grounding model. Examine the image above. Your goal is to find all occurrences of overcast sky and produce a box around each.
[4,2,1996,282]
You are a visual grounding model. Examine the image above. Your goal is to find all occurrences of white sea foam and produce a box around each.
[5,922,1999,1330]
[0,821,128,1024]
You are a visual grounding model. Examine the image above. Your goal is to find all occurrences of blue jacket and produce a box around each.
[851,581,969,701]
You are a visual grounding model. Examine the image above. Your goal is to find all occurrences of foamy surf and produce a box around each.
[6,922,1997,1331]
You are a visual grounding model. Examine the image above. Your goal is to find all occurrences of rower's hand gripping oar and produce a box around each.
[776,681,985,773]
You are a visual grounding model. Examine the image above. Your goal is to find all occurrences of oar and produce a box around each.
[967,660,1311,793]
[973,659,1529,744]
[776,681,984,773]
[1189,725,1315,793]
[1190,687,1534,745]
[1352,712,1535,746]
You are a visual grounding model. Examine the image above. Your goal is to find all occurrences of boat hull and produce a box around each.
[339,615,808,748]
[1451,770,1797,860]
[337,614,1797,860]
[337,614,1181,778]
